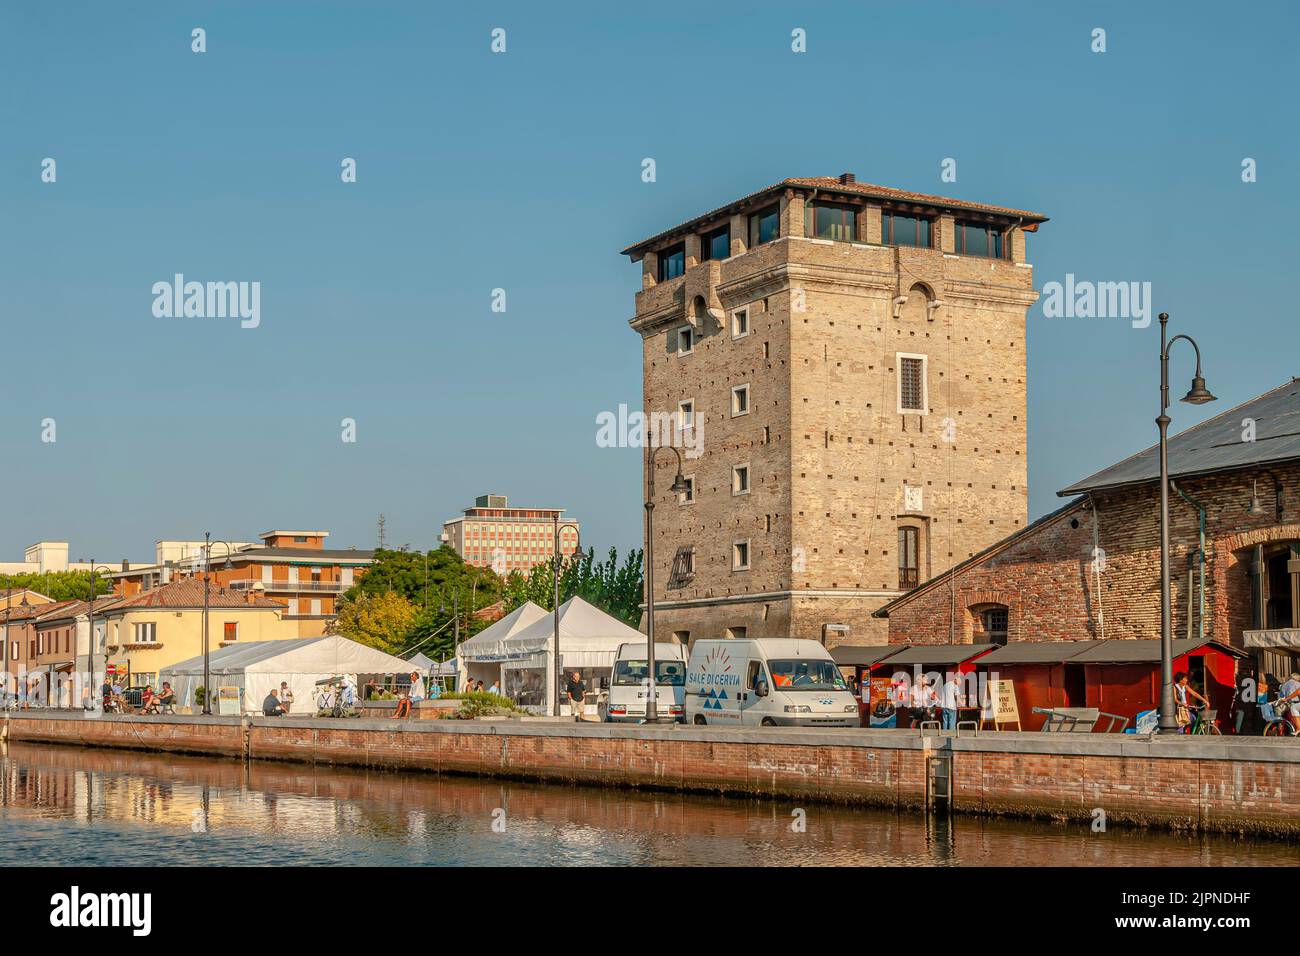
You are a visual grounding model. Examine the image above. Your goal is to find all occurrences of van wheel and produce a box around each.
[693,715,707,725]
[760,717,777,727]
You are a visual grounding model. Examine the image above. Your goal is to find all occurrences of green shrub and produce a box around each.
[440,690,517,709]
[440,690,524,719]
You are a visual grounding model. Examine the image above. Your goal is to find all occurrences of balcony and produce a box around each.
[898,568,919,591]
[229,579,349,594]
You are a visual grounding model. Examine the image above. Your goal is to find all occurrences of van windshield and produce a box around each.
[612,660,686,686]
[767,660,847,692]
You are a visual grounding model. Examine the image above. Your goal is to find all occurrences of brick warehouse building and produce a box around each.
[624,174,1048,647]
[876,379,1300,679]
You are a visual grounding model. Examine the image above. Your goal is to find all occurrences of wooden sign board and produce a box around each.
[987,679,1021,730]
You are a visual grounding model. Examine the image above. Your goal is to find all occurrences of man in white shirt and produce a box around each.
[408,671,425,702]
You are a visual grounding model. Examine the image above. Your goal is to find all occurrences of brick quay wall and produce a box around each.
[3,713,1296,838]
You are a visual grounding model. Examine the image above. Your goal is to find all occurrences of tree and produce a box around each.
[328,591,418,655]
[0,570,112,603]
[501,547,644,627]
[337,546,503,657]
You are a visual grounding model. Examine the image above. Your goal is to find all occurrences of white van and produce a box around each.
[601,642,687,723]
[686,638,859,727]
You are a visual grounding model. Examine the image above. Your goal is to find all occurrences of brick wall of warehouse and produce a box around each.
[882,461,1300,647]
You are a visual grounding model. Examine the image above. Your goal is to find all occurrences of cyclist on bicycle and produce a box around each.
[1278,671,1300,735]
[1174,672,1210,733]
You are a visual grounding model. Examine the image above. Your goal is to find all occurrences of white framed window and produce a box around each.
[261,564,273,583]
[132,622,158,645]
[678,399,695,430]
[732,464,751,496]
[288,566,299,584]
[679,475,696,505]
[732,308,750,339]
[677,325,695,355]
[896,352,929,413]
[341,568,354,586]
[732,540,751,571]
[731,383,750,417]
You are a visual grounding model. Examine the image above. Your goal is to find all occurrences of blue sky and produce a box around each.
[1,0,1296,563]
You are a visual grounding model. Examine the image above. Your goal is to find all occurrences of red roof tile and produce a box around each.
[103,578,287,611]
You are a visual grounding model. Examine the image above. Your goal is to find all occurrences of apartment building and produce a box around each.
[624,173,1048,647]
[112,530,373,636]
[99,577,299,690]
[442,494,580,575]
[1,600,78,702]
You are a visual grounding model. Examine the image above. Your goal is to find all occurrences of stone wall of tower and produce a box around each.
[631,189,1039,648]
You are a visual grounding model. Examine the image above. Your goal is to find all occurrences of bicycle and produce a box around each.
[1188,707,1221,735]
[1261,700,1297,737]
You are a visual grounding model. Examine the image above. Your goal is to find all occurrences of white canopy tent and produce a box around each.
[456,601,549,691]
[407,651,456,676]
[499,596,644,715]
[161,636,417,715]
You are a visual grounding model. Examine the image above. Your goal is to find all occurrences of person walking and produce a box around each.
[567,670,586,722]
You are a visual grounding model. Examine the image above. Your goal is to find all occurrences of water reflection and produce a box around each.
[0,742,1289,866]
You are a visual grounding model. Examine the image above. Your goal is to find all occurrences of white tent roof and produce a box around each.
[162,636,415,676]
[501,596,643,665]
[457,601,550,661]
[406,651,435,671]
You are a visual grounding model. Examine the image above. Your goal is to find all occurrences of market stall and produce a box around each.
[161,635,417,715]
[456,601,550,692]
[497,596,644,715]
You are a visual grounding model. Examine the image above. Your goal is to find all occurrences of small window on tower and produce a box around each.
[732,309,750,338]
[897,354,928,413]
[677,326,694,356]
[731,384,750,417]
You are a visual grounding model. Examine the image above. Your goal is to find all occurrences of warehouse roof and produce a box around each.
[1060,378,1300,495]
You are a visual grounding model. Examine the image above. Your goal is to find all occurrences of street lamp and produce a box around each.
[1156,312,1216,734]
[550,517,581,717]
[1246,473,1284,522]
[644,445,689,725]
[2,594,30,710]
[86,563,114,713]
[200,534,236,715]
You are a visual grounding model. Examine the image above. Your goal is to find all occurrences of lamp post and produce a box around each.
[1246,473,1285,523]
[1156,312,1216,734]
[200,534,237,715]
[2,594,30,710]
[644,446,689,725]
[86,563,114,713]
[550,517,581,717]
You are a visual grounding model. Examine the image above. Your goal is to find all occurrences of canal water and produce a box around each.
[0,742,1291,866]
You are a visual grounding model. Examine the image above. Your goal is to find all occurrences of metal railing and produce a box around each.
[229,579,348,593]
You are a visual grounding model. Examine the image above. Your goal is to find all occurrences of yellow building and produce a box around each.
[99,578,299,689]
